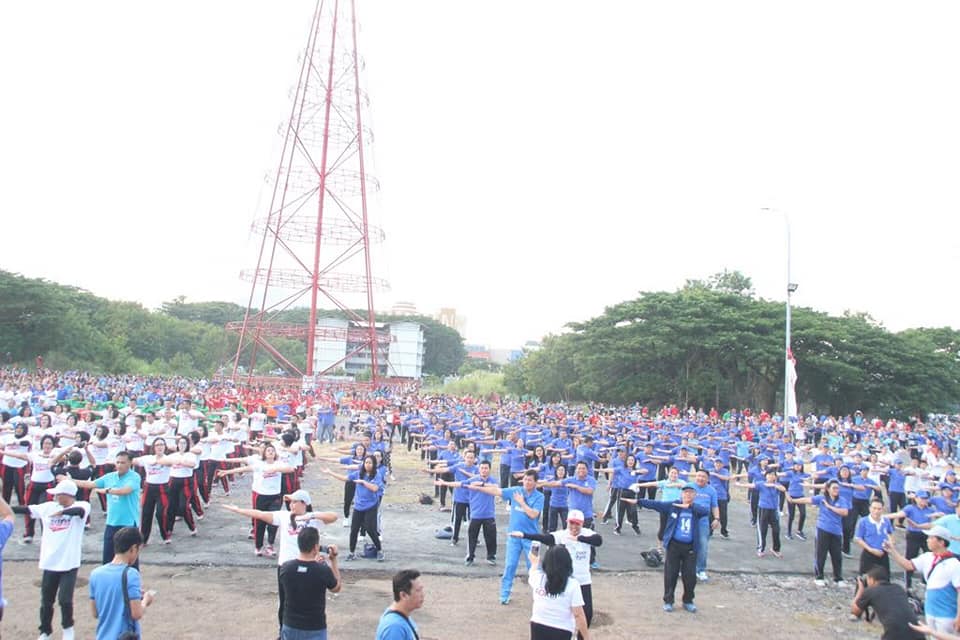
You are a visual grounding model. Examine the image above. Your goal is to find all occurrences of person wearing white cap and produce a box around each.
[510,508,602,634]
[11,478,90,640]
[886,524,960,634]
[222,488,338,636]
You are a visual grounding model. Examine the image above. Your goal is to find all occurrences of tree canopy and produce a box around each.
[504,271,960,418]
[0,270,465,378]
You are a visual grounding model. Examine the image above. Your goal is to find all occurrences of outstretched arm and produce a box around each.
[222,503,276,526]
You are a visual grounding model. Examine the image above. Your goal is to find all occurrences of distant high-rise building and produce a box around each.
[436,307,467,336]
[391,301,419,316]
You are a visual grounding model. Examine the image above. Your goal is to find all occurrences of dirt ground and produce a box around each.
[1,563,881,640]
[1,440,887,639]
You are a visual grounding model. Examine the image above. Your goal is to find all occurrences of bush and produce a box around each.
[439,371,505,398]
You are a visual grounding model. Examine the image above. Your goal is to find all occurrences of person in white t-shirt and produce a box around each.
[2,434,71,542]
[132,440,176,545]
[527,544,590,640]
[511,508,603,630]
[176,401,204,437]
[12,478,90,640]
[217,443,296,556]
[221,489,338,636]
[166,436,199,539]
[1,422,31,506]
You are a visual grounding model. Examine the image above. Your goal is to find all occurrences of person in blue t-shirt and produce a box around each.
[375,569,424,640]
[690,470,720,581]
[68,451,142,565]
[887,490,944,588]
[885,459,908,525]
[89,527,156,640]
[736,468,786,557]
[782,460,810,540]
[435,460,498,566]
[637,483,709,613]
[464,468,544,605]
[322,455,385,562]
[854,498,895,577]
[787,479,850,586]
[428,451,478,545]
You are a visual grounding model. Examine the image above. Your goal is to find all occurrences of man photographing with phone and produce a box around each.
[278,527,342,640]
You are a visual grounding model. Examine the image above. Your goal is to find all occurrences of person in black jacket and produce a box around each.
[638,483,710,613]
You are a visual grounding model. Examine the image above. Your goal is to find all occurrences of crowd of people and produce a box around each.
[1,366,960,638]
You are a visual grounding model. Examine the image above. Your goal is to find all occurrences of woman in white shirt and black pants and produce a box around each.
[527,544,591,640]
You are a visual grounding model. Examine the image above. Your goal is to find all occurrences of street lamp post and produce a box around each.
[763,208,798,421]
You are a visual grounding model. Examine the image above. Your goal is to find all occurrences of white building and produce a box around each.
[387,321,425,378]
[311,317,425,379]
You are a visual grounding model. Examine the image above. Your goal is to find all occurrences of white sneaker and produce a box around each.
[696,571,709,581]
[814,579,826,587]
[37,634,51,640]
[63,627,75,640]
[342,518,350,528]
[835,580,848,588]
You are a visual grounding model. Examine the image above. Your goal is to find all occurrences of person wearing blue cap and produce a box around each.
[637,482,709,613]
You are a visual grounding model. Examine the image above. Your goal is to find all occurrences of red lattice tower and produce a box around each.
[230,0,387,383]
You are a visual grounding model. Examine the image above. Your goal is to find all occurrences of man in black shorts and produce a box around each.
[277,527,342,639]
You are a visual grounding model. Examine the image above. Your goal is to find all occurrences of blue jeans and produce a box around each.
[695,518,710,573]
[318,423,334,443]
[500,536,532,600]
[281,625,327,640]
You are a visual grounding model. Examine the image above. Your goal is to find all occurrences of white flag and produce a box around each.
[786,348,798,418]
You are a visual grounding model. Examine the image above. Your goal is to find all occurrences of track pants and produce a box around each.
[467,518,497,561]
[39,568,77,635]
[756,507,780,553]
[452,501,469,543]
[814,529,843,582]
[140,482,171,543]
[1,464,26,505]
[663,540,697,605]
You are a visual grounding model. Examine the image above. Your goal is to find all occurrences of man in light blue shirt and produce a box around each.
[469,468,544,605]
[934,499,960,555]
[89,527,155,640]
[68,451,142,564]
[691,470,720,581]
[375,569,424,640]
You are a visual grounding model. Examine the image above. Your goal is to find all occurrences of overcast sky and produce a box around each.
[2,1,958,349]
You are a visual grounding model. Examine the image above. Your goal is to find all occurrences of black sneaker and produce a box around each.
[633,526,642,536]
[464,557,474,566]
[796,532,807,540]
[613,528,622,535]
[486,557,496,566]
